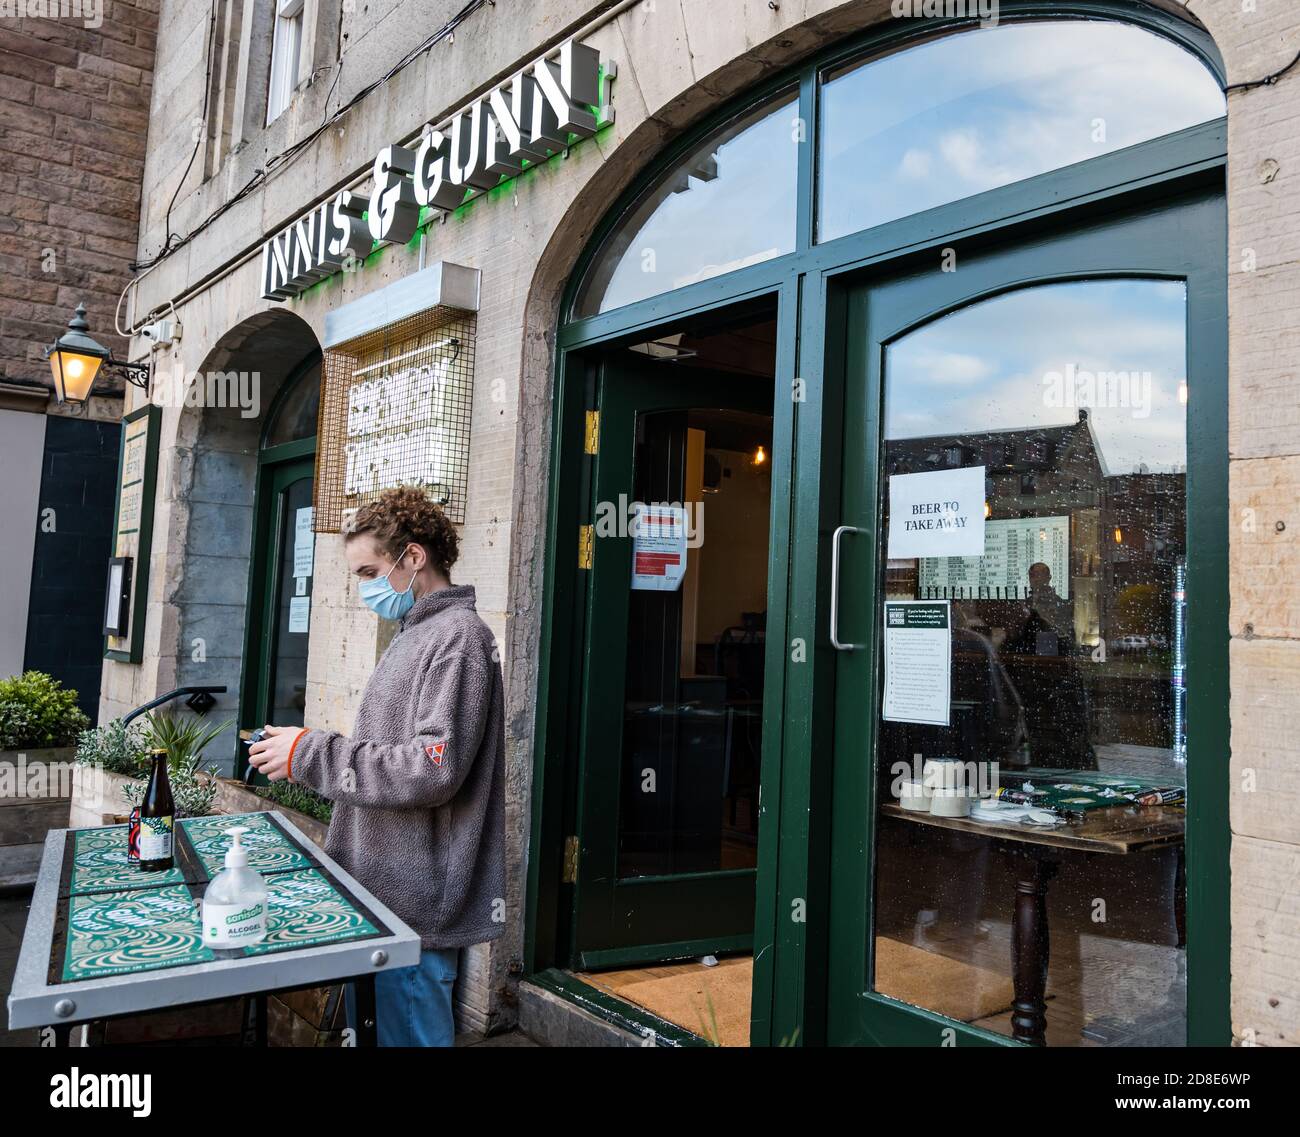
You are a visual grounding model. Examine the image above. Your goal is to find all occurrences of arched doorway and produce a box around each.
[176,310,321,775]
[528,5,1229,1048]
[239,351,322,758]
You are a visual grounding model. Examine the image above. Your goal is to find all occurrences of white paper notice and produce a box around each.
[630,503,688,592]
[293,507,314,578]
[288,596,311,634]
[887,465,986,559]
[882,601,951,726]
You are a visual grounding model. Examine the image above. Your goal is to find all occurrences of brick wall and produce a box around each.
[0,1,158,393]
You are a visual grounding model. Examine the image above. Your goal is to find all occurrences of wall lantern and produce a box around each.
[44,303,150,406]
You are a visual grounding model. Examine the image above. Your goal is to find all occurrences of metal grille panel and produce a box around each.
[315,304,477,531]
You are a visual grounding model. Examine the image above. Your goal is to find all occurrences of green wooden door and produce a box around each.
[825,192,1227,1046]
[570,355,774,968]
[240,447,316,775]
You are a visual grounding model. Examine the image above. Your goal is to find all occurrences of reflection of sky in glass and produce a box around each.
[819,21,1225,242]
[579,97,797,315]
[886,279,1187,475]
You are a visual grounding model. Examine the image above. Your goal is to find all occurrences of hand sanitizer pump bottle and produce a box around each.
[201,826,269,947]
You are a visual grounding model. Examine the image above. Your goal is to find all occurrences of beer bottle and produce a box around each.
[139,747,175,872]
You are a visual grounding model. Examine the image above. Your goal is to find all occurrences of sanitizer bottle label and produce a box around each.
[203,900,267,946]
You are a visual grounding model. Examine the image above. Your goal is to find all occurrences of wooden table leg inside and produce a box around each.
[1007,851,1058,1047]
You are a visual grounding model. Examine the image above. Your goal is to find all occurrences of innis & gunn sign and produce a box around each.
[261,39,609,301]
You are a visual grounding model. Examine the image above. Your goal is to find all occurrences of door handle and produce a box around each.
[830,524,864,652]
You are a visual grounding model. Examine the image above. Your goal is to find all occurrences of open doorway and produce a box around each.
[564,303,778,1045]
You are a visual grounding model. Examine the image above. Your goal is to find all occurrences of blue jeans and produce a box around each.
[347,947,459,1047]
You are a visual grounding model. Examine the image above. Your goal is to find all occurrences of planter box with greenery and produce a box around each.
[1,672,91,887]
[71,714,332,846]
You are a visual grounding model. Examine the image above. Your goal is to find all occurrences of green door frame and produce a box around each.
[525,1,1229,1048]
[570,354,774,968]
[824,191,1227,1046]
[237,355,321,777]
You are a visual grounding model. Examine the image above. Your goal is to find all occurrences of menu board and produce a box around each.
[918,515,1069,600]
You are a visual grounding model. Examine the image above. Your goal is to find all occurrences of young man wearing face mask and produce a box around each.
[247,485,505,1047]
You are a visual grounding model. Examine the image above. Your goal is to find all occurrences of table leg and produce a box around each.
[51,1022,73,1048]
[1010,856,1057,1047]
[353,975,378,1047]
[241,993,268,1047]
[1174,846,1187,949]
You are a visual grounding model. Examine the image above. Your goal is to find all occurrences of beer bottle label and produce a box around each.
[139,815,174,861]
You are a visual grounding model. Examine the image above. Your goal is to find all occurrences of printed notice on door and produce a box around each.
[886,465,986,559]
[630,503,688,592]
[882,601,951,726]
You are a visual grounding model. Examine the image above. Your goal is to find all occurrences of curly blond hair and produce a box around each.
[344,486,459,577]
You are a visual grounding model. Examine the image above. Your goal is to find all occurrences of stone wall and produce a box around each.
[0,0,158,393]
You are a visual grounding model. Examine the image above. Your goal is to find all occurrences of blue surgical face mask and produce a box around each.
[358,551,417,620]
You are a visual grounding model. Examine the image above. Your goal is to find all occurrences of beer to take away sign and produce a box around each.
[261,39,609,301]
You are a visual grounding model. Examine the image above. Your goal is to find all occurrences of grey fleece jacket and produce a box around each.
[290,585,505,950]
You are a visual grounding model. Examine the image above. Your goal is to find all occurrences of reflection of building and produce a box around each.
[887,410,1105,646]
[1102,469,1188,644]
[887,414,1188,654]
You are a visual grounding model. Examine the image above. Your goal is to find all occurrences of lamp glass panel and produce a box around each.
[50,351,102,403]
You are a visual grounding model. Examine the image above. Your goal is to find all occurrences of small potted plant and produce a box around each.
[1,671,90,812]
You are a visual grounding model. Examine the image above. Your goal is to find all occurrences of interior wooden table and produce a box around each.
[879,802,1186,1046]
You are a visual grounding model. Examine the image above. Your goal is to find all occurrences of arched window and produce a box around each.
[818,19,1225,242]
[262,355,322,448]
[570,17,1224,318]
[574,90,800,317]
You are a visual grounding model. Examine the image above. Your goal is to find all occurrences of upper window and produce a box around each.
[266,0,305,125]
[264,358,321,448]
[574,92,799,318]
[818,20,1225,242]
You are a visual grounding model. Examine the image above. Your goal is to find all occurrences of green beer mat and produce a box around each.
[62,885,214,982]
[64,826,187,896]
[180,811,314,878]
[243,868,381,956]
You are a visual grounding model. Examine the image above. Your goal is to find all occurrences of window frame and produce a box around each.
[561,1,1225,334]
[266,0,306,126]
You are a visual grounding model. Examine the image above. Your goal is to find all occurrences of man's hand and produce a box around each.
[247,725,304,782]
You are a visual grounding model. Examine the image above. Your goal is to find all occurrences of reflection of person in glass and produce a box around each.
[1003,561,1095,769]
[1027,562,1071,642]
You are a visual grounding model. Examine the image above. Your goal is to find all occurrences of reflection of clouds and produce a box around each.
[596,100,797,312]
[821,21,1224,239]
[887,280,1188,474]
[909,348,996,385]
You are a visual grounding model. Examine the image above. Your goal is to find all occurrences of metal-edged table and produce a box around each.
[8,810,421,1046]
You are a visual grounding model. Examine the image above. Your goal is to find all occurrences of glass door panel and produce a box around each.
[826,195,1224,1047]
[874,279,1188,1047]
[570,313,777,967]
[267,472,314,726]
